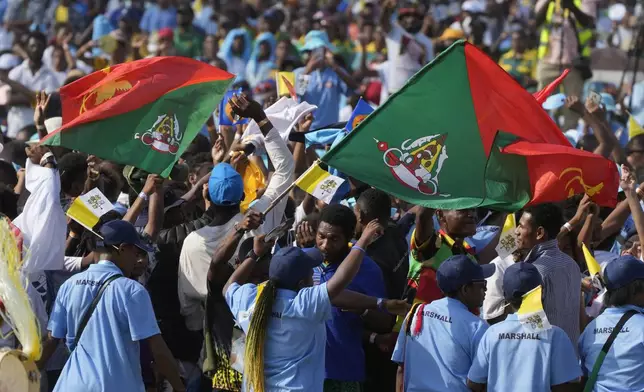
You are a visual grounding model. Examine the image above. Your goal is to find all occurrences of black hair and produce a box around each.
[357,187,391,221]
[0,161,18,187]
[27,31,47,47]
[212,57,227,71]
[16,125,37,140]
[522,202,564,241]
[626,134,644,153]
[186,152,213,169]
[604,279,644,307]
[319,204,357,240]
[0,185,18,219]
[183,134,210,157]
[58,152,88,194]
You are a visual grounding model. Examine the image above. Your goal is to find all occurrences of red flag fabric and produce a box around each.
[502,141,619,207]
[533,69,570,104]
[60,57,233,128]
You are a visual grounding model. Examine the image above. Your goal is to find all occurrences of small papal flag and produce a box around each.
[517,285,551,333]
[495,213,517,258]
[581,243,602,277]
[295,161,346,204]
[277,72,297,100]
[628,114,644,140]
[67,188,114,231]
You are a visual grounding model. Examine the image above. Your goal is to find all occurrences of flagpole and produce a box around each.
[262,160,320,215]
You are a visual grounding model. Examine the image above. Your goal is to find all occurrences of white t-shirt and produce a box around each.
[385,23,434,94]
[7,61,61,137]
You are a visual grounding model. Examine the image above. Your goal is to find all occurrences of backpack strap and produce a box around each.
[73,274,122,350]
[583,309,638,392]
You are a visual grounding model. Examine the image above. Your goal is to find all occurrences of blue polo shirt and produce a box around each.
[294,67,350,129]
[139,5,176,33]
[391,297,488,392]
[578,305,644,392]
[468,314,581,391]
[48,261,160,392]
[226,282,332,392]
[313,254,386,382]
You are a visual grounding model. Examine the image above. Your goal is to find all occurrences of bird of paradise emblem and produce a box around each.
[79,67,133,114]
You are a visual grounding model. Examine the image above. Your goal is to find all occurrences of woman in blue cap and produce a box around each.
[467,262,581,392]
[578,255,644,392]
[223,220,409,392]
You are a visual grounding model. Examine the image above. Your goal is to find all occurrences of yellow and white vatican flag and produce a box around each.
[517,286,551,333]
[495,214,517,258]
[295,162,346,204]
[66,188,114,232]
[581,243,602,278]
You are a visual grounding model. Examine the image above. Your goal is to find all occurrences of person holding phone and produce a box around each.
[294,30,359,129]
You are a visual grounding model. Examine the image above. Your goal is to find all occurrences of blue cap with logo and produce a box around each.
[268,247,323,289]
[208,163,244,206]
[603,255,644,291]
[436,254,495,293]
[503,262,543,301]
[99,220,154,253]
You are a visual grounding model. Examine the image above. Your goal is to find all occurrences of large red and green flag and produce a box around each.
[321,41,619,211]
[41,57,234,176]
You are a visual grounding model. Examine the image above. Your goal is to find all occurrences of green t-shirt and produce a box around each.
[174,28,204,58]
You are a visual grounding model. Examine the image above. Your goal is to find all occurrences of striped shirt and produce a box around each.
[525,240,581,348]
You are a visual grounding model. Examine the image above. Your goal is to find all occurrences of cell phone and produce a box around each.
[588,90,602,106]
[264,218,295,243]
[313,47,326,60]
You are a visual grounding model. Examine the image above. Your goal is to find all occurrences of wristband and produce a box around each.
[138,192,149,201]
[257,117,270,127]
[39,152,55,166]
[352,245,366,254]
[369,332,377,344]
[360,309,369,317]
[562,222,573,232]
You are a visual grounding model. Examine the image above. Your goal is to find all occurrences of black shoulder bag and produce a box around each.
[583,310,638,392]
[73,274,123,350]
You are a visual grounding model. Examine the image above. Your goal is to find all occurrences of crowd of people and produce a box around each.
[0,0,643,392]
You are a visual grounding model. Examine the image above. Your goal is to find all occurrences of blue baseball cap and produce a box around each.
[268,247,323,288]
[99,220,154,253]
[603,255,644,291]
[208,163,244,206]
[436,255,495,293]
[503,262,543,301]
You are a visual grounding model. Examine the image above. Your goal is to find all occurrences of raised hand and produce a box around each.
[34,91,52,128]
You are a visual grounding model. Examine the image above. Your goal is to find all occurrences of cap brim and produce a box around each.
[135,241,154,253]
[303,248,324,267]
[481,263,496,279]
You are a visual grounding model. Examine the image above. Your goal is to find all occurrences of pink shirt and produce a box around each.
[536,0,596,65]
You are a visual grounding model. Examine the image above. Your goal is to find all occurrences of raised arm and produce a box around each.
[326,220,384,298]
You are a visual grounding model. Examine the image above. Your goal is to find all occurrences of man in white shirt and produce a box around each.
[380,1,434,97]
[178,95,294,331]
[5,31,61,138]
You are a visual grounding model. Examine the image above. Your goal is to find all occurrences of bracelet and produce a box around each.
[39,152,54,166]
[352,245,366,253]
[562,222,573,232]
[256,117,270,127]
[360,309,369,317]
[138,192,149,201]
[369,332,377,344]
[377,298,386,312]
